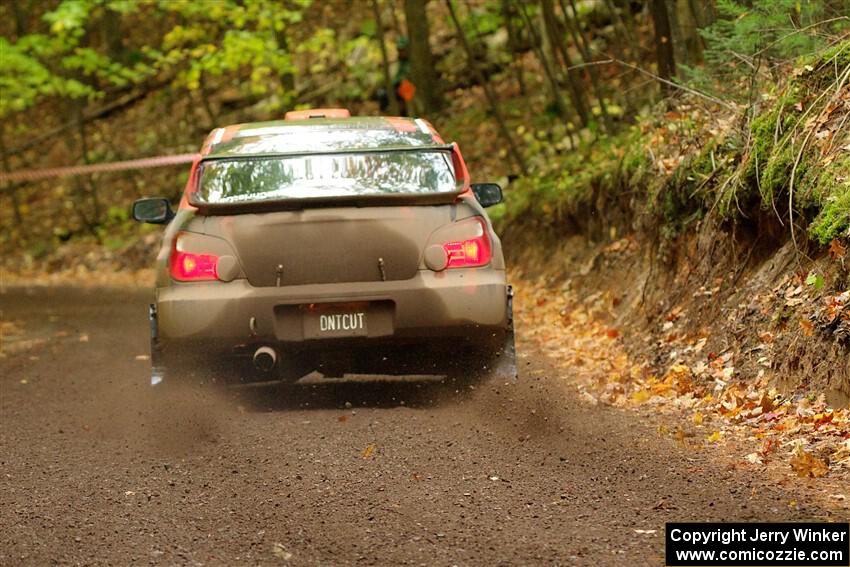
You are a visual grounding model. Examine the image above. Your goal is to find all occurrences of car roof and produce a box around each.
[202,116,446,159]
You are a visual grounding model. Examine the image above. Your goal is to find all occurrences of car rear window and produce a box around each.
[195,150,456,205]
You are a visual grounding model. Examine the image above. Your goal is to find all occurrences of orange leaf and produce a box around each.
[799,319,814,337]
[606,329,620,339]
[790,447,828,478]
[666,306,684,321]
[812,412,834,427]
[362,444,375,459]
[829,238,847,260]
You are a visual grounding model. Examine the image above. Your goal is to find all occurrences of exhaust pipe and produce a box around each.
[253,346,278,373]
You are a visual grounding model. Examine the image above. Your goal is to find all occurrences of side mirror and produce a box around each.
[132,198,175,224]
[471,183,503,208]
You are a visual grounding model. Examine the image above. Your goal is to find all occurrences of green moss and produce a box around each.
[808,154,850,244]
[810,189,850,244]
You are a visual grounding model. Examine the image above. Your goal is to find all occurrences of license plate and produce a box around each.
[302,304,368,338]
[318,312,366,334]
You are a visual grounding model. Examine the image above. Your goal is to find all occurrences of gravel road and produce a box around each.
[0,286,833,566]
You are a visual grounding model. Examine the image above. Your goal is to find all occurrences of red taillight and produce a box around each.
[170,237,219,281]
[443,219,492,268]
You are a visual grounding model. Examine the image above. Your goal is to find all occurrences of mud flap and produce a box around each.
[149,303,166,386]
[491,285,518,382]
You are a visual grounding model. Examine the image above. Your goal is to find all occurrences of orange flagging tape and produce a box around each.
[0,153,199,184]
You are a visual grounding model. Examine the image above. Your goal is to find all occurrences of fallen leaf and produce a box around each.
[78,333,89,342]
[790,447,829,478]
[362,444,375,459]
[799,319,814,337]
[760,438,777,456]
[666,306,684,321]
[693,412,704,425]
[579,390,598,405]
[271,542,293,561]
[707,431,722,443]
[606,329,620,339]
[338,415,348,423]
[631,390,651,404]
[134,354,149,361]
[829,239,847,260]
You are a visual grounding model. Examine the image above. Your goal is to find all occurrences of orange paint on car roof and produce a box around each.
[385,116,418,132]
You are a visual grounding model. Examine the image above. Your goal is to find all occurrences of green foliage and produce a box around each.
[154,0,312,103]
[805,271,825,290]
[704,0,830,61]
[0,0,159,117]
[0,0,321,118]
[689,0,850,98]
[0,37,94,115]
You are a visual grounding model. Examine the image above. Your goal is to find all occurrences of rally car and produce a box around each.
[132,109,515,386]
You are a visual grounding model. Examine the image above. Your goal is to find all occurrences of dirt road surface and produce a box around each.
[0,286,836,566]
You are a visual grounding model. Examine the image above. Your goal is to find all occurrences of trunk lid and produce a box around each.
[200,206,452,286]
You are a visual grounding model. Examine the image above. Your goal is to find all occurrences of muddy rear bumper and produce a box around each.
[155,268,508,350]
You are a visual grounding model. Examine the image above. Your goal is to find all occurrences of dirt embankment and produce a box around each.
[501,202,850,488]
[504,212,849,404]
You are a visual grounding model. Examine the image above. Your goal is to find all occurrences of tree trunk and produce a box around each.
[649,0,676,94]
[196,72,218,130]
[372,0,400,115]
[666,0,703,67]
[12,0,29,39]
[387,1,403,37]
[445,0,527,175]
[403,0,444,114]
[100,7,125,63]
[562,0,613,132]
[540,0,595,129]
[60,102,97,235]
[73,104,102,229]
[500,0,527,95]
[517,2,576,124]
[273,28,296,93]
[688,0,715,29]
[0,132,24,227]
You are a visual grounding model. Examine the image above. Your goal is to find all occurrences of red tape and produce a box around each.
[0,153,199,184]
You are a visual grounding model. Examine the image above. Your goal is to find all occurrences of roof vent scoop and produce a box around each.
[284,108,351,120]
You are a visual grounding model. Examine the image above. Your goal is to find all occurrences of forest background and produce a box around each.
[1,0,849,480]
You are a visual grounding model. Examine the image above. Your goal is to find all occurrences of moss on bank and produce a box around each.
[495,42,850,246]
